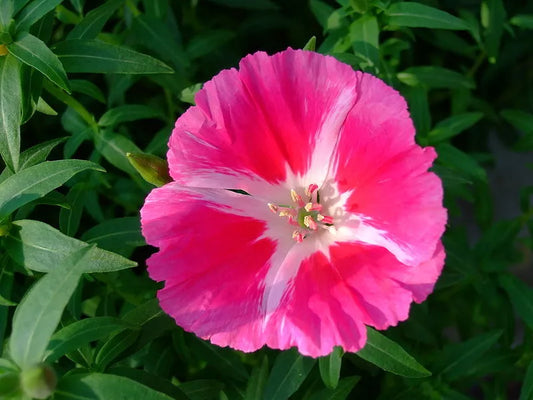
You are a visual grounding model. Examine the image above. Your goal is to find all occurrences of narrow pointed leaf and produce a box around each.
[81,217,144,254]
[319,346,343,389]
[67,0,124,40]
[263,349,316,400]
[398,66,475,89]
[499,274,533,330]
[98,105,164,127]
[5,219,137,273]
[356,327,431,378]
[520,361,533,400]
[15,0,63,31]
[0,1,14,29]
[55,373,174,400]
[45,317,132,363]
[428,112,484,143]
[10,246,90,369]
[387,2,469,30]
[245,356,269,400]
[0,54,22,172]
[53,39,174,74]
[8,32,70,92]
[0,160,103,219]
[309,376,360,400]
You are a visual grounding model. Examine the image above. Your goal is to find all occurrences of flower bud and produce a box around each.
[0,45,8,56]
[20,364,57,399]
[126,152,172,187]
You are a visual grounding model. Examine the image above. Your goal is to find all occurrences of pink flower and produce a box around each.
[141,49,447,357]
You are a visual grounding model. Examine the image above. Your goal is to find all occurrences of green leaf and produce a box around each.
[245,356,268,400]
[191,339,249,381]
[308,376,360,400]
[303,36,316,51]
[319,346,343,389]
[95,130,142,174]
[404,86,431,136]
[349,15,379,68]
[98,105,164,127]
[15,0,63,31]
[44,317,132,363]
[9,246,90,369]
[69,79,105,103]
[0,160,102,220]
[5,219,137,273]
[55,373,174,400]
[94,329,140,371]
[81,217,144,255]
[520,360,533,400]
[427,112,484,144]
[356,327,431,378]
[499,274,533,330]
[510,14,533,29]
[19,137,67,170]
[437,331,502,379]
[263,349,316,400]
[8,32,70,92]
[205,0,278,10]
[481,0,506,63]
[186,30,236,60]
[14,0,30,14]
[0,54,22,172]
[436,143,487,183]
[501,109,533,134]
[386,2,469,30]
[67,0,123,40]
[310,0,335,31]
[59,182,86,236]
[179,83,202,105]
[398,66,475,89]
[0,1,14,29]
[179,379,224,400]
[53,39,174,74]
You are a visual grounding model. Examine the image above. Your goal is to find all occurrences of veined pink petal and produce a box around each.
[167,49,359,193]
[332,73,447,266]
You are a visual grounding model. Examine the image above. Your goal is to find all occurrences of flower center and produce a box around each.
[268,183,334,243]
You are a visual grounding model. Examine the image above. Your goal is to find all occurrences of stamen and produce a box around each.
[303,215,318,230]
[290,189,304,207]
[292,230,305,243]
[304,202,322,212]
[317,214,334,224]
[268,203,278,214]
[305,184,319,197]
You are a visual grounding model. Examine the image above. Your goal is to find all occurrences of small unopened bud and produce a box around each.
[126,152,172,187]
[20,364,57,399]
[0,221,11,237]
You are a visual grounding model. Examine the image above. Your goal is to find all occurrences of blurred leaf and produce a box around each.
[94,130,142,174]
[108,367,190,400]
[191,339,249,382]
[349,15,379,68]
[481,0,506,63]
[55,373,174,400]
[520,361,533,400]
[398,66,475,89]
[0,160,103,220]
[15,0,62,31]
[10,246,90,369]
[510,14,533,29]
[45,317,132,363]
[0,54,22,172]
[179,380,224,400]
[8,32,70,92]
[499,274,533,330]
[67,0,123,40]
[70,79,105,103]
[5,219,137,273]
[244,356,268,400]
[356,327,431,378]
[436,331,503,379]
[308,376,360,400]
[386,2,469,30]
[404,86,431,136]
[427,112,484,144]
[263,349,316,400]
[0,1,14,31]
[179,83,202,105]
[81,217,144,255]
[303,36,316,51]
[501,109,533,150]
[436,143,487,183]
[94,329,140,371]
[310,0,335,31]
[98,105,164,127]
[319,346,343,389]
[53,39,174,74]
[205,0,278,10]
[186,30,236,60]
[59,182,86,236]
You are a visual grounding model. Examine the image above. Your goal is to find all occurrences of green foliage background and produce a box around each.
[0,0,532,399]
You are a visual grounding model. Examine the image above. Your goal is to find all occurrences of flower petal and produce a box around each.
[332,73,447,266]
[168,49,359,193]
